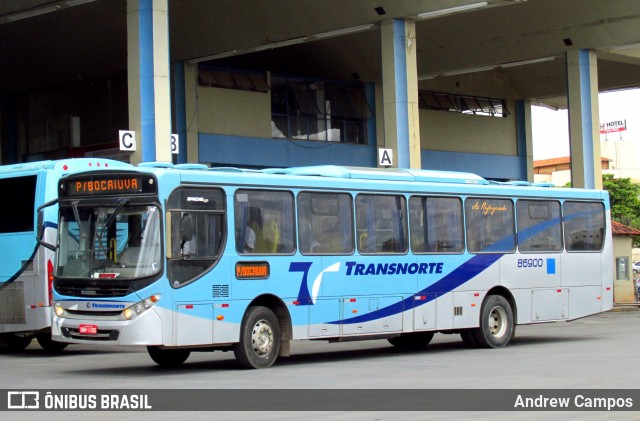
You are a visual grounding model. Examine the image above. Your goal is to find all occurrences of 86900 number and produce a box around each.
[518,258,543,268]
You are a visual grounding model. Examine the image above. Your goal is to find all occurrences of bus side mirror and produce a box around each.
[35,200,58,252]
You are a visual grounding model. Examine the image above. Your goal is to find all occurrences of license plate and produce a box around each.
[78,324,98,335]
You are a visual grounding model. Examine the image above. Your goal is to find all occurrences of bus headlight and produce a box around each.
[54,303,64,317]
[121,294,161,321]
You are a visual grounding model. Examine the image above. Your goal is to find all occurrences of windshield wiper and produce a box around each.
[95,199,129,260]
[71,200,87,243]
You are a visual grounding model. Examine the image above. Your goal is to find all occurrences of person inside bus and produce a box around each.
[244,215,263,253]
[180,214,196,257]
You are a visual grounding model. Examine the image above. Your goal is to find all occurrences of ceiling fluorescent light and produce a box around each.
[442,65,494,77]
[5,4,62,22]
[313,24,375,40]
[499,56,557,68]
[65,0,98,6]
[609,42,640,51]
[417,2,488,19]
[253,37,308,52]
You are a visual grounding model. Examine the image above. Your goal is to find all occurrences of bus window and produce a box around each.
[516,200,562,252]
[166,187,225,287]
[563,201,605,252]
[0,175,36,233]
[297,192,354,254]
[409,196,464,253]
[465,197,515,253]
[356,194,407,254]
[235,190,295,254]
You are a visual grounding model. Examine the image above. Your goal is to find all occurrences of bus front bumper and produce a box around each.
[51,300,164,346]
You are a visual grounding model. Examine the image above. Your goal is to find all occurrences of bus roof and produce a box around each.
[0,158,132,177]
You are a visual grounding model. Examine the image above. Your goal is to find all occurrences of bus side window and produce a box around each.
[356,194,407,254]
[235,190,295,254]
[516,200,562,253]
[297,192,354,255]
[409,196,464,254]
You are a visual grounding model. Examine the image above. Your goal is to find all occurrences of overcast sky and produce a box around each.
[532,88,640,160]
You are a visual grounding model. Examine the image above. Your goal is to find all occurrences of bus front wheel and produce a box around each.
[472,295,514,348]
[147,346,190,367]
[234,306,280,369]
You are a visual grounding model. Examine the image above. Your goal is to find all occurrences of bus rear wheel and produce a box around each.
[388,332,434,349]
[147,346,191,367]
[36,333,68,352]
[0,333,32,352]
[472,295,514,348]
[234,306,280,369]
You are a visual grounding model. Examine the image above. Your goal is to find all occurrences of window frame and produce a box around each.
[234,188,296,256]
[355,193,408,255]
[464,197,516,254]
[516,199,563,253]
[409,195,465,254]
[563,200,606,253]
[297,191,355,256]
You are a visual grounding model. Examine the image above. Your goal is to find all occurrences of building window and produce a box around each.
[271,76,373,144]
[418,91,508,117]
[198,66,269,93]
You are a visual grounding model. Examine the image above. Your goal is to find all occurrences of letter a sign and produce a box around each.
[119,130,136,152]
[378,148,393,167]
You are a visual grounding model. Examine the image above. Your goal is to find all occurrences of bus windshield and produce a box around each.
[56,203,162,280]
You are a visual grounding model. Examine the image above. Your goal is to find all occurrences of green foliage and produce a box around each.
[602,174,640,247]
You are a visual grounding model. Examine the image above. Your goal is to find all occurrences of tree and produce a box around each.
[602,174,640,247]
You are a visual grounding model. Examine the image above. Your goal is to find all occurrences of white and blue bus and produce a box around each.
[50,164,613,367]
[0,159,131,351]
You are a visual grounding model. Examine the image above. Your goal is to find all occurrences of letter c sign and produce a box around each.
[119,130,136,152]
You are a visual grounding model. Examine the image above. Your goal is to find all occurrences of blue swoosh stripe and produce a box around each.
[329,253,502,325]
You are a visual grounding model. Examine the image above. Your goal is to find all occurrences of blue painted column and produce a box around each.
[566,49,601,189]
[126,0,172,164]
[380,19,421,169]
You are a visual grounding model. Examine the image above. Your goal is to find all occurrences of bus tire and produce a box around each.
[36,333,68,352]
[234,306,280,369]
[0,334,32,352]
[147,346,190,367]
[460,329,479,348]
[388,331,434,349]
[472,295,514,348]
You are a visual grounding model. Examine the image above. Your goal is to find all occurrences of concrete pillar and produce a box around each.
[516,100,534,182]
[566,49,602,189]
[126,0,172,164]
[380,19,421,169]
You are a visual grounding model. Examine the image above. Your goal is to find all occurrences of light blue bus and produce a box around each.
[50,164,613,367]
[0,158,131,351]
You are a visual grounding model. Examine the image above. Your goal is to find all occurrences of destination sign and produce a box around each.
[60,174,157,197]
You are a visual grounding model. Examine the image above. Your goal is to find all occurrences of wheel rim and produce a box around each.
[488,305,508,338]
[251,319,274,357]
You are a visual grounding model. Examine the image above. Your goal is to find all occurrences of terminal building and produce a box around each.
[1,0,640,188]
